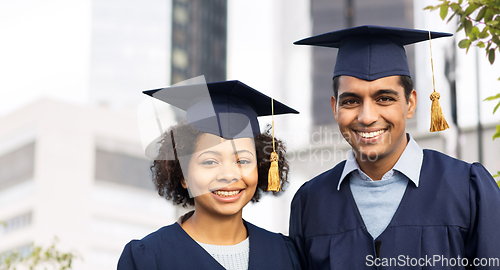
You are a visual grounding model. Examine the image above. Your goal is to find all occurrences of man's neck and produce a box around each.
[355,136,409,180]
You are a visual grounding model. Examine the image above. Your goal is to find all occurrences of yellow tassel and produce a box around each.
[428,31,449,132]
[267,98,280,192]
[430,91,449,132]
[267,151,280,191]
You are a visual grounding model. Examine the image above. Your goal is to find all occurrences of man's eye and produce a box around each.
[341,99,358,106]
[378,97,395,102]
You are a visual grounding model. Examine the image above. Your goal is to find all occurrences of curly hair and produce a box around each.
[150,124,290,207]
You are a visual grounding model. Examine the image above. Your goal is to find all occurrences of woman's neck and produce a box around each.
[181,209,247,245]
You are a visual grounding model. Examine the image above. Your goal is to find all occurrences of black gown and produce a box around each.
[118,219,301,270]
[290,149,500,269]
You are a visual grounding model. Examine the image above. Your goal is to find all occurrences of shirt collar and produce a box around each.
[337,133,423,190]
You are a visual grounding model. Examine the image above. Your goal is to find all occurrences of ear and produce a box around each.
[407,89,417,119]
[181,179,188,189]
[331,96,339,122]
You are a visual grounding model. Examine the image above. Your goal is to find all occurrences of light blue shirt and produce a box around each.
[338,134,423,239]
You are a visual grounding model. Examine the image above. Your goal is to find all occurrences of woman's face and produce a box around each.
[183,133,258,217]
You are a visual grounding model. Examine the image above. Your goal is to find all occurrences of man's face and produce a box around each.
[331,75,416,163]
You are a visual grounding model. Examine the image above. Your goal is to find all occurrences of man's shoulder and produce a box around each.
[422,149,471,168]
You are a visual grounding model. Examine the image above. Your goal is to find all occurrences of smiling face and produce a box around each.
[331,75,417,165]
[182,133,258,217]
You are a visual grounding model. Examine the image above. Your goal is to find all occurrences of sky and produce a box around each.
[1,0,499,129]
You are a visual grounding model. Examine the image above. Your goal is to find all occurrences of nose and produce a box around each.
[216,162,240,183]
[357,101,379,126]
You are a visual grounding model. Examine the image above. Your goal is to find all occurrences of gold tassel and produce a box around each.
[430,91,449,132]
[268,152,280,191]
[428,31,449,132]
[267,98,280,192]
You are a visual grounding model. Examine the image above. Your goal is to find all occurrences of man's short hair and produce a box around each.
[332,75,413,103]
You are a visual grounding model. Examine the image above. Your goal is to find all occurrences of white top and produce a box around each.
[196,237,250,270]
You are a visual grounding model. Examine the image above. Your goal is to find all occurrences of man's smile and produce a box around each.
[355,129,387,139]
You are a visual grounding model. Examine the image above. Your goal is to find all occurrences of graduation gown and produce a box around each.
[117,220,301,270]
[289,149,500,269]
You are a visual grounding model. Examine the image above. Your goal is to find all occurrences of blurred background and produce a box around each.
[1,0,499,269]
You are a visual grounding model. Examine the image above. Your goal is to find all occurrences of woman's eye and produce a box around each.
[202,160,217,165]
[237,159,251,165]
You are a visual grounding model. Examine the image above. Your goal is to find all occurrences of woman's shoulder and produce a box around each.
[120,223,182,257]
[117,223,188,270]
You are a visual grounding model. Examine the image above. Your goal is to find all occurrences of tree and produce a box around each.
[425,0,500,186]
[0,238,77,270]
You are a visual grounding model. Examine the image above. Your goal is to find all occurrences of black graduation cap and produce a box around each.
[294,25,453,81]
[143,80,299,140]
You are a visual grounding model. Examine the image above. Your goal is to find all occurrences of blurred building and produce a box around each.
[0,0,227,269]
[171,0,227,84]
[0,98,177,270]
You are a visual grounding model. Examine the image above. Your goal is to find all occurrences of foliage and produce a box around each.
[0,239,77,270]
[424,0,500,142]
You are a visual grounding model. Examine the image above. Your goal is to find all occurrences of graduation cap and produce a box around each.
[143,80,298,139]
[294,25,452,132]
[144,79,298,191]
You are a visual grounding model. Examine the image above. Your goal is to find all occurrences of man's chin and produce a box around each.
[354,149,384,163]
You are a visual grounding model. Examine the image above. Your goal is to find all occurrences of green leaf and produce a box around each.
[497,180,500,188]
[440,4,449,19]
[447,10,459,23]
[476,7,487,21]
[485,9,494,22]
[424,5,440,11]
[477,41,486,47]
[458,0,463,4]
[493,125,500,140]
[484,93,500,101]
[464,4,480,16]
[457,23,465,32]
[470,26,480,40]
[464,19,473,34]
[493,100,500,114]
[493,35,500,46]
[479,27,490,38]
[450,3,462,12]
[488,48,496,64]
[458,38,471,48]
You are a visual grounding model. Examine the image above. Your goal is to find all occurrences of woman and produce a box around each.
[118,80,300,270]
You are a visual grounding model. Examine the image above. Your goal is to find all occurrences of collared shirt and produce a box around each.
[338,134,423,239]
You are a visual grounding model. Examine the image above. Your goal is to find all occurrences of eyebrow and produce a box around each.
[373,89,399,97]
[197,149,255,158]
[338,89,400,101]
[235,150,255,157]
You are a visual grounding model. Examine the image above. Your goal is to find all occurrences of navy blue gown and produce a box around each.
[290,149,500,269]
[118,220,301,270]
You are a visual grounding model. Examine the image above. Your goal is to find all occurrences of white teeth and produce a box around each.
[213,190,240,197]
[357,130,385,138]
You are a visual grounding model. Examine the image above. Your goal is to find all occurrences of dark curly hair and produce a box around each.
[150,124,290,207]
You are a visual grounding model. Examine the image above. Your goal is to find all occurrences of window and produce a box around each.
[0,211,33,236]
[95,149,154,190]
[0,142,35,191]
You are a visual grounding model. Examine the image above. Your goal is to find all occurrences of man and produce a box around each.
[289,25,500,269]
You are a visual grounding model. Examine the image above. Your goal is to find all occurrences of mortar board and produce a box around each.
[294,25,452,81]
[143,80,299,140]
